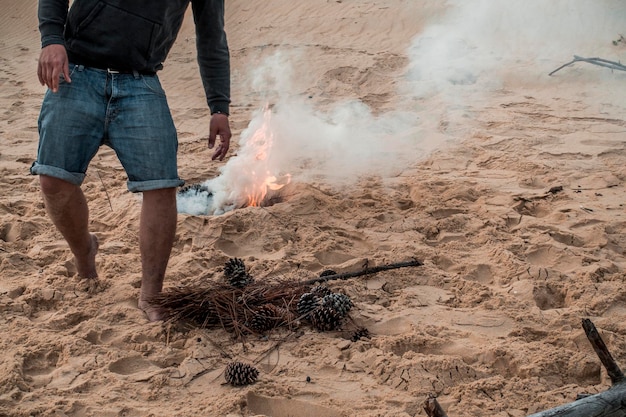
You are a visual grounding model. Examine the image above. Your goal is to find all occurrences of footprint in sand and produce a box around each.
[21,346,63,389]
[532,281,567,310]
[45,309,92,331]
[213,214,290,260]
[108,356,165,382]
[247,392,342,417]
[313,250,356,266]
[525,244,580,272]
[83,327,116,345]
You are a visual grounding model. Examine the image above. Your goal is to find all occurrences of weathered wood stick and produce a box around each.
[549,55,626,76]
[302,258,424,286]
[582,318,624,385]
[526,382,626,417]
[424,394,449,417]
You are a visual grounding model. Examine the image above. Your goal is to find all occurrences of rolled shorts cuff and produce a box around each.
[30,162,86,186]
[128,178,185,193]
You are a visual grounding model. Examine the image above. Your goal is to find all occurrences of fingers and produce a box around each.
[37,62,45,86]
[38,44,70,92]
[211,135,231,161]
[210,128,231,160]
[208,113,232,161]
[50,65,61,92]
[62,62,72,85]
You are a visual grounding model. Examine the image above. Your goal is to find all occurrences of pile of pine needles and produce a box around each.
[151,278,306,337]
[149,258,423,341]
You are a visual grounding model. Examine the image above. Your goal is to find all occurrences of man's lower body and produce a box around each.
[31,64,184,321]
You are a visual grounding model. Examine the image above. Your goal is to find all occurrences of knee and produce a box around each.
[39,175,78,198]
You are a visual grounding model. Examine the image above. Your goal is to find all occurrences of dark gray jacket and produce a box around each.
[38,0,230,114]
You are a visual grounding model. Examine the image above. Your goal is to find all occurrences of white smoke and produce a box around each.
[405,0,625,98]
[177,94,422,215]
[177,0,625,215]
[178,48,425,215]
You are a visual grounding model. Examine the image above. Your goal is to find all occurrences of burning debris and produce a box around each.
[179,183,211,196]
[176,106,291,216]
[176,184,213,215]
[176,180,287,216]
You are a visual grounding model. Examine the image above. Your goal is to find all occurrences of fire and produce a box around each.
[242,106,291,207]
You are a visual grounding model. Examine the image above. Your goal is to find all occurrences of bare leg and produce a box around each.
[40,175,98,278]
[137,187,177,321]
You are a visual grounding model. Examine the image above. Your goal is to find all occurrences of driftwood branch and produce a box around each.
[424,394,448,417]
[549,55,626,76]
[582,318,624,385]
[526,382,626,417]
[302,258,423,286]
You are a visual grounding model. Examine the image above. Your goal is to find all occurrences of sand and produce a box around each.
[1,1,626,416]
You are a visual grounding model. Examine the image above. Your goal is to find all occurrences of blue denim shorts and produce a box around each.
[31,64,184,192]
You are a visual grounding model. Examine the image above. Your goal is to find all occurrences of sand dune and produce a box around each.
[2,1,626,416]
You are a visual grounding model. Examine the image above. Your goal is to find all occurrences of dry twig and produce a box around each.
[303,258,423,286]
[549,55,626,76]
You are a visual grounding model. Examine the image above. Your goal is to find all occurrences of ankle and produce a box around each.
[138,299,165,321]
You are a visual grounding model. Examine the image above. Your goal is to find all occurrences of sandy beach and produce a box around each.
[1,1,626,416]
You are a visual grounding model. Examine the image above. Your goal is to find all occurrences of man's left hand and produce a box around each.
[208,113,231,161]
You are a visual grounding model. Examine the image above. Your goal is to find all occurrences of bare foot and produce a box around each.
[75,234,99,279]
[138,299,166,322]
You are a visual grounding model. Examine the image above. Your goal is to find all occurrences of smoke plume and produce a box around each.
[177,0,625,215]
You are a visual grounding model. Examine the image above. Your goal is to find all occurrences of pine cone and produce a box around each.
[224,258,254,288]
[309,305,343,331]
[350,327,370,342]
[296,292,320,318]
[311,284,332,298]
[247,304,284,333]
[321,293,353,318]
[224,362,259,386]
[191,300,220,327]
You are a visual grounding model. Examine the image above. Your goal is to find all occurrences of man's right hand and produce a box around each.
[38,44,71,92]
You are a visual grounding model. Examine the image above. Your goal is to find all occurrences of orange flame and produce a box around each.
[243,107,291,207]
